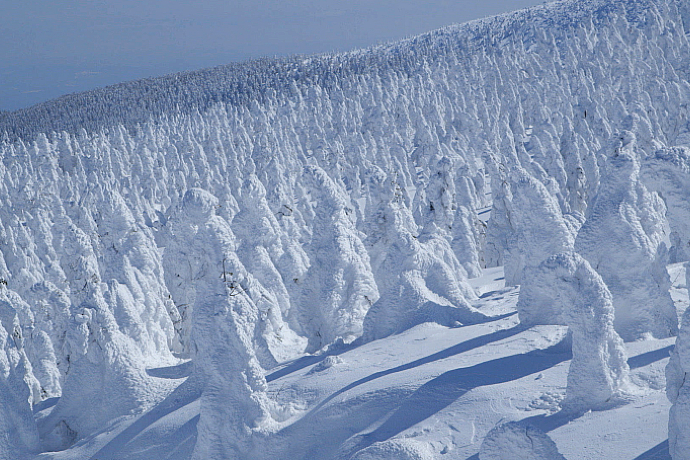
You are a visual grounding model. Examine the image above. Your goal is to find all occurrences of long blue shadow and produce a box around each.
[518,410,580,433]
[628,346,673,370]
[311,322,526,412]
[267,312,517,383]
[33,397,59,414]
[633,439,670,460]
[267,344,359,382]
[146,360,193,378]
[341,339,571,456]
[88,376,202,460]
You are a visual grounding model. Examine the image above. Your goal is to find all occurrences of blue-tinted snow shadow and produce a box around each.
[267,342,361,382]
[146,360,193,378]
[267,312,517,383]
[33,397,59,414]
[461,420,669,460]
[311,322,526,412]
[342,340,571,455]
[270,335,569,460]
[632,440,670,460]
[627,345,673,369]
[88,376,201,460]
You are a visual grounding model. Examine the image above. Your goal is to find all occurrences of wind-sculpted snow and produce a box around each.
[0,0,688,457]
[518,253,629,411]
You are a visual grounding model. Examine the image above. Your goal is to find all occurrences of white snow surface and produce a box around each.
[1,0,690,457]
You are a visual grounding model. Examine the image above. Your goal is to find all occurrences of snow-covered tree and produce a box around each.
[0,290,40,459]
[363,179,484,342]
[641,145,690,263]
[575,132,678,341]
[299,165,379,352]
[518,253,629,410]
[187,192,277,460]
[232,175,307,362]
[502,167,575,286]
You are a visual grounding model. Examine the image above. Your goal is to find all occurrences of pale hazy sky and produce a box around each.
[1,1,545,111]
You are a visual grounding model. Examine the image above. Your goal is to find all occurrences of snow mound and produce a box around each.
[479,421,566,460]
[351,438,435,460]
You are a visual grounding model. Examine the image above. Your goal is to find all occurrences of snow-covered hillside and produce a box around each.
[2,0,690,458]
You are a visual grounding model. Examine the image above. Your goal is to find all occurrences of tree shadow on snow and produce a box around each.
[311,321,527,412]
[267,324,555,459]
[267,312,517,383]
[331,338,572,458]
[87,376,201,460]
[627,345,673,369]
[267,340,362,382]
[632,439,670,460]
[146,360,193,378]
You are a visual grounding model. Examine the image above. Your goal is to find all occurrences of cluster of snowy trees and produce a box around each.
[1,0,690,458]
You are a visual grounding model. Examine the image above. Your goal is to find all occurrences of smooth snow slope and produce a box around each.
[1,0,690,458]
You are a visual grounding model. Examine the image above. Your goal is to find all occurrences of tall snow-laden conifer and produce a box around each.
[642,146,690,263]
[0,295,40,459]
[299,165,379,352]
[575,132,678,341]
[186,189,276,460]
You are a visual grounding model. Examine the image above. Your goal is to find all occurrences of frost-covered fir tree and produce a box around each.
[505,167,575,286]
[39,214,170,450]
[667,291,690,460]
[362,177,485,342]
[232,174,307,362]
[575,132,678,341]
[0,290,40,459]
[517,253,629,410]
[95,189,179,362]
[299,165,379,352]
[641,145,690,263]
[186,189,277,460]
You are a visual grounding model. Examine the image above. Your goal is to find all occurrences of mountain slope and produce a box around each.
[1,0,690,458]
